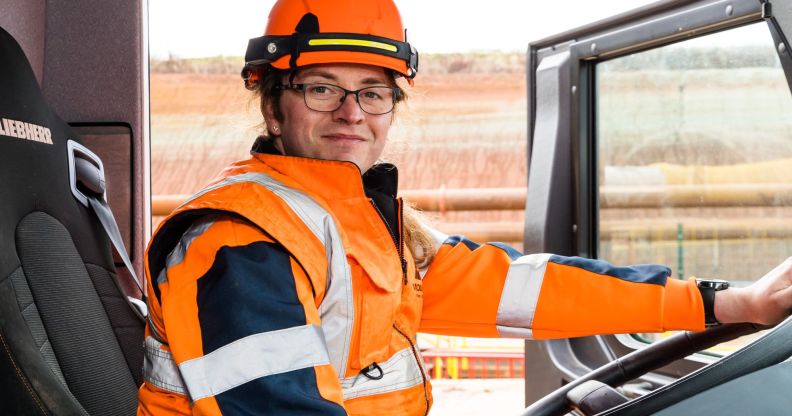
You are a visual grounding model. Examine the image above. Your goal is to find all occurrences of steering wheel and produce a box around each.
[519,316,792,416]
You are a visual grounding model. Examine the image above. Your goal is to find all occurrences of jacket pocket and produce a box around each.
[350,260,399,369]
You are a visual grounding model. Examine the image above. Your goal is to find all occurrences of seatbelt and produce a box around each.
[67,140,148,319]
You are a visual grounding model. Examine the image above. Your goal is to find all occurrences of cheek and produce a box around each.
[372,116,393,139]
[279,108,316,143]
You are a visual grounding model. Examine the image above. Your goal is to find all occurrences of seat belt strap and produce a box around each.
[86,196,147,295]
[67,140,148,319]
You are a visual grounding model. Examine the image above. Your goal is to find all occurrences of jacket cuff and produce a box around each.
[663,277,705,331]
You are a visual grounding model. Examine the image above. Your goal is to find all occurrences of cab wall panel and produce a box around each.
[0,0,45,83]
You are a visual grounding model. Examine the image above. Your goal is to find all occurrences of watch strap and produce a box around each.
[699,284,719,327]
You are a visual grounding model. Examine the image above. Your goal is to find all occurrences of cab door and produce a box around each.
[524,0,792,404]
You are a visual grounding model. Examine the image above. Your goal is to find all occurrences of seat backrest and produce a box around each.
[0,26,144,415]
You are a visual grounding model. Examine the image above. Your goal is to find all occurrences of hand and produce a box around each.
[715,257,792,326]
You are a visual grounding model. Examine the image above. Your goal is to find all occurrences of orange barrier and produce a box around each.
[421,349,525,379]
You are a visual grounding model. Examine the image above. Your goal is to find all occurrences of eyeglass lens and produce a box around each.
[301,83,395,115]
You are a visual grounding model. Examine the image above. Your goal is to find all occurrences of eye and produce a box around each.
[303,84,343,102]
[362,91,382,100]
[307,84,331,95]
[361,87,390,101]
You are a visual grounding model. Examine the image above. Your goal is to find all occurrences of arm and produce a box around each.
[419,230,705,340]
[138,216,345,415]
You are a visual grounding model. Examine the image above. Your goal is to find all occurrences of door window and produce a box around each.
[596,22,792,351]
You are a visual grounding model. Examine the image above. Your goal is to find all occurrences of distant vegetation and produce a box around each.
[151,56,244,74]
[150,52,527,75]
[600,45,781,71]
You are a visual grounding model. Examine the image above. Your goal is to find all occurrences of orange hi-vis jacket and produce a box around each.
[137,141,706,415]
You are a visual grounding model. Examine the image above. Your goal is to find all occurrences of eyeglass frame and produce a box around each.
[276,82,402,115]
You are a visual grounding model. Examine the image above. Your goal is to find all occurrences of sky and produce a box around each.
[148,0,660,59]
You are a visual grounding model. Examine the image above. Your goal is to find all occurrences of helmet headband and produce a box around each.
[244,32,418,79]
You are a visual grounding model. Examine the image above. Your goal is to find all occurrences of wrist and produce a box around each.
[713,286,751,324]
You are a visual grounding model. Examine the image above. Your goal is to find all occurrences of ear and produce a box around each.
[262,101,280,136]
[261,98,273,120]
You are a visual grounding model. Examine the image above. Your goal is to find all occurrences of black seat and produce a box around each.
[0,26,144,415]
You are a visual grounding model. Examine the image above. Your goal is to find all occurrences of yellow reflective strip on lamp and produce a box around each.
[308,38,398,52]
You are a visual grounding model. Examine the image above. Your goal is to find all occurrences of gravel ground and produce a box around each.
[429,379,526,416]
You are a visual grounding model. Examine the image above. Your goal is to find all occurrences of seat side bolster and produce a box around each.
[0,278,88,415]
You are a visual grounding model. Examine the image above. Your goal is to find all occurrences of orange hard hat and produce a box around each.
[242,0,418,88]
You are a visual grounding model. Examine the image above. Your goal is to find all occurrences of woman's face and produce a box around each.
[265,63,395,173]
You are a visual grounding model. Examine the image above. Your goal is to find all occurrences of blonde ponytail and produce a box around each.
[402,202,437,266]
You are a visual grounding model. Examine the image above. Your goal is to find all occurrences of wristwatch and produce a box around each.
[696,278,730,327]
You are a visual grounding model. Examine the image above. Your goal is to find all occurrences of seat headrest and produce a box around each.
[0,25,109,278]
[0,26,54,140]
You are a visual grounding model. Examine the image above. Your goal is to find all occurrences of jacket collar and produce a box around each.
[250,136,399,200]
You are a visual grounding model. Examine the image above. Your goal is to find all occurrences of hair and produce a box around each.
[250,66,438,266]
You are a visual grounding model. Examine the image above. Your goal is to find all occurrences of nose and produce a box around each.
[332,92,365,124]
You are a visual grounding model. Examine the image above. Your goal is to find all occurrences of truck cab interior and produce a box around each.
[0,1,148,414]
[2,0,792,415]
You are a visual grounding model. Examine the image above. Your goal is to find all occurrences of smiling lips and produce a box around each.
[323,133,366,142]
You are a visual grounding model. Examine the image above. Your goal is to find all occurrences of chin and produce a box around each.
[324,153,368,172]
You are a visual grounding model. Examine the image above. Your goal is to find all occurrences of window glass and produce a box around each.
[596,22,792,351]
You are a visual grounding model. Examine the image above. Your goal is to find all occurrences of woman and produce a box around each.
[137,1,792,414]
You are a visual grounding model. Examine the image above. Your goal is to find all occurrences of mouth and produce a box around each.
[322,133,366,142]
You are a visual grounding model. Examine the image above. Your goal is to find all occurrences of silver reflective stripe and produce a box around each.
[178,172,354,378]
[144,336,187,396]
[158,216,217,285]
[340,347,425,400]
[180,324,330,401]
[495,253,553,339]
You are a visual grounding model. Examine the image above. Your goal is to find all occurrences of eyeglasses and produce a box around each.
[278,83,400,115]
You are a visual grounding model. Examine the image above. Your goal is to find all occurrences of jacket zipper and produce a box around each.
[393,324,430,416]
[369,198,408,285]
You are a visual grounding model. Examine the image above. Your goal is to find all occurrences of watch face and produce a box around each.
[698,279,730,291]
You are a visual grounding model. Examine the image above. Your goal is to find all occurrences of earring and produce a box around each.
[272,125,280,134]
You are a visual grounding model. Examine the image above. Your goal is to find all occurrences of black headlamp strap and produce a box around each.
[289,33,303,70]
[244,32,418,77]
